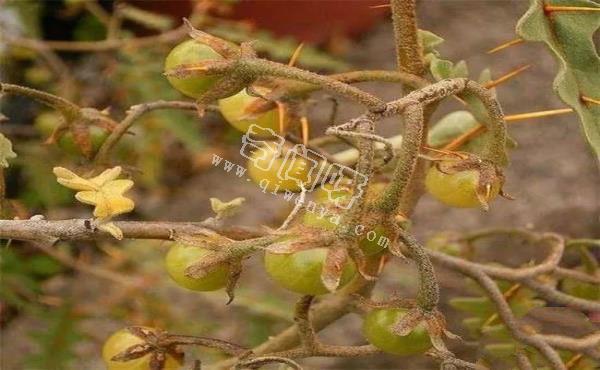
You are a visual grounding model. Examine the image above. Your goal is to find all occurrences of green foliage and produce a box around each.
[428,110,479,148]
[0,247,63,309]
[16,146,73,208]
[517,0,600,159]
[450,278,547,365]
[26,303,83,370]
[428,110,517,152]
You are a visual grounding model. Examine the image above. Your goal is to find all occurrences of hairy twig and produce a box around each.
[390,0,426,76]
[241,58,386,112]
[94,100,213,164]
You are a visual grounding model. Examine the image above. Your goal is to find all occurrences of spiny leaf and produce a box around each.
[53,166,135,221]
[517,0,600,159]
[428,111,480,148]
[430,55,469,80]
[0,133,17,168]
[419,29,444,56]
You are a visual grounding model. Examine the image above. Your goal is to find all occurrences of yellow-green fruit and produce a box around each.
[311,183,389,256]
[165,243,230,291]
[358,225,389,256]
[264,248,356,295]
[363,308,432,356]
[34,111,107,154]
[425,162,500,208]
[218,89,280,136]
[164,40,224,99]
[102,327,181,370]
[313,183,352,204]
[248,143,312,192]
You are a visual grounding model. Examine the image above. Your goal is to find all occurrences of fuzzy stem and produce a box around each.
[94,100,202,164]
[398,232,439,311]
[432,254,566,370]
[339,119,376,234]
[0,83,80,119]
[390,0,426,76]
[242,58,386,112]
[294,295,317,351]
[376,104,424,214]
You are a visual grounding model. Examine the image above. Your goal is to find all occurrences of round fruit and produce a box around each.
[357,225,389,256]
[264,248,356,295]
[102,327,181,370]
[164,39,224,99]
[313,183,352,204]
[302,210,338,230]
[425,162,500,208]
[363,308,432,356]
[165,243,230,291]
[309,183,389,256]
[248,143,313,192]
[35,111,107,155]
[219,89,280,136]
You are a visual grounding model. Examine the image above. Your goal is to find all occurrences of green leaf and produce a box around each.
[429,56,469,80]
[428,111,516,156]
[428,111,479,147]
[516,0,600,159]
[0,133,17,168]
[430,56,455,80]
[419,29,444,56]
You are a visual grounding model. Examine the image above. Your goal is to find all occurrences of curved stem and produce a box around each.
[432,253,566,370]
[398,232,439,311]
[463,81,507,164]
[243,58,386,112]
[1,83,80,118]
[94,100,200,164]
[376,104,424,214]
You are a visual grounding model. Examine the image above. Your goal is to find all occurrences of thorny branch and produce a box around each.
[1,2,597,369]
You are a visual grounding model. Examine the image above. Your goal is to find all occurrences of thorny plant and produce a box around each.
[0,1,599,370]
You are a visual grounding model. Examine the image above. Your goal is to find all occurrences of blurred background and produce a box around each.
[0,1,598,369]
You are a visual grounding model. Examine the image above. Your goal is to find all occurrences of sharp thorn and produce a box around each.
[276,102,287,135]
[581,95,600,105]
[300,116,310,146]
[487,38,524,54]
[483,64,532,89]
[545,5,600,13]
[504,108,573,122]
[288,43,305,67]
